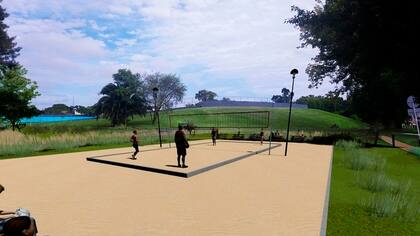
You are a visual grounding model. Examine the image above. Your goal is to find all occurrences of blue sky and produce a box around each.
[3,0,332,108]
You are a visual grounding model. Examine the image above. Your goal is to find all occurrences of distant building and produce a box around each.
[73,108,81,115]
[195,100,308,109]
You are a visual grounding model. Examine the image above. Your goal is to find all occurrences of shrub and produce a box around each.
[307,133,354,145]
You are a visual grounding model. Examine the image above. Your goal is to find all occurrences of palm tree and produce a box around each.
[95,69,147,126]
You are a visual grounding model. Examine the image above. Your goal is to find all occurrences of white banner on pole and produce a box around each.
[407,96,419,108]
[407,96,420,144]
[407,109,420,117]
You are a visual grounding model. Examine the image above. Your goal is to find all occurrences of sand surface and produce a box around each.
[0,140,332,236]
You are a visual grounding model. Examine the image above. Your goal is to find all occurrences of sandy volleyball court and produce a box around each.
[87,140,281,177]
[0,140,332,236]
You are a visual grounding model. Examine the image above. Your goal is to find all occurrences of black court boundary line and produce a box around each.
[86,157,188,177]
[86,142,281,178]
[86,141,213,159]
[187,143,281,177]
[218,139,282,145]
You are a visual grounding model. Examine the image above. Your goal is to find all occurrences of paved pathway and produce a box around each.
[380,135,413,151]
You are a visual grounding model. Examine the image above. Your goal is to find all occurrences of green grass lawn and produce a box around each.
[0,107,368,158]
[327,146,420,235]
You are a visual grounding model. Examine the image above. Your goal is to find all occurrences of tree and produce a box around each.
[195,90,217,102]
[271,88,290,103]
[143,73,186,123]
[221,97,231,102]
[0,66,40,130]
[0,1,21,68]
[95,69,147,126]
[43,104,72,115]
[271,95,282,103]
[288,1,419,127]
[296,93,349,114]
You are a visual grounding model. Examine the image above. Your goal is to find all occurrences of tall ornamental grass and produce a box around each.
[0,130,134,156]
[356,172,395,193]
[336,139,420,222]
[359,172,419,221]
[363,191,419,221]
[340,148,385,171]
[335,140,361,149]
[343,149,372,170]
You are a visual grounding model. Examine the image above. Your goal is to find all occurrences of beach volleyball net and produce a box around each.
[168,111,270,129]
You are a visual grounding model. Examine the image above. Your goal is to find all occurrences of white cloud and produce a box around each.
[115,38,137,47]
[89,20,107,32]
[127,0,324,97]
[108,5,134,15]
[4,17,118,107]
[2,0,333,108]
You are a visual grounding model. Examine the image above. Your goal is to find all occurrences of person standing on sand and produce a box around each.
[211,127,217,146]
[130,130,139,160]
[175,125,189,168]
[0,184,15,220]
[260,129,264,145]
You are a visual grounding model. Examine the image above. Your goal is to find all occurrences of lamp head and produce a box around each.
[290,69,298,76]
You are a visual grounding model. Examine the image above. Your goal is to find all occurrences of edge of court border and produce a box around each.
[320,146,333,236]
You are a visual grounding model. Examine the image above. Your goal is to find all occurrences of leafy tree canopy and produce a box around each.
[288,0,419,127]
[195,89,217,102]
[144,72,187,111]
[296,92,350,114]
[95,69,147,126]
[43,104,72,115]
[0,66,40,130]
[0,1,21,68]
[272,88,290,103]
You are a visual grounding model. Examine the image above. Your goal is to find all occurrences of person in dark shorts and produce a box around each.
[260,129,264,145]
[211,127,218,146]
[130,130,139,160]
[175,125,189,168]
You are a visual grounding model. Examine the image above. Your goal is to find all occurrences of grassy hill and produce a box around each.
[22,107,367,135]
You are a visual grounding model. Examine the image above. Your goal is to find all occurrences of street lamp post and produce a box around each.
[152,87,162,147]
[285,68,298,156]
